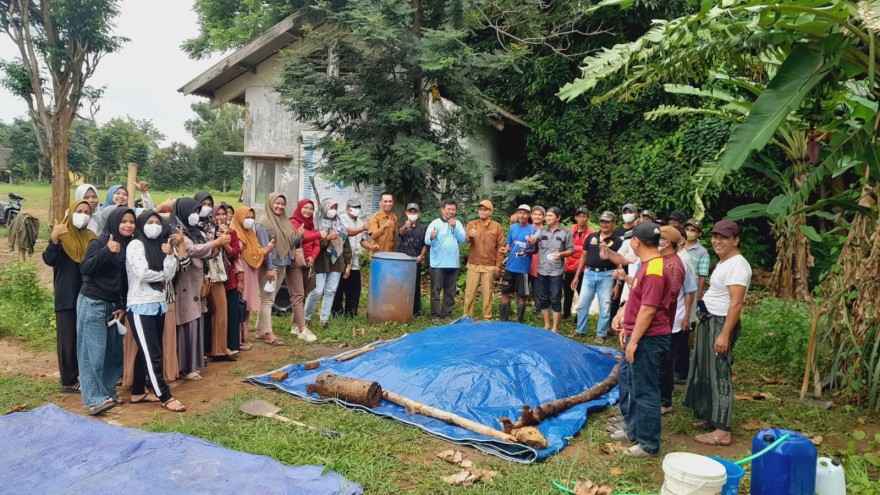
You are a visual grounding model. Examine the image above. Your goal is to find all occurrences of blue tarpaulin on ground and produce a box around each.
[0,404,362,495]
[247,320,621,463]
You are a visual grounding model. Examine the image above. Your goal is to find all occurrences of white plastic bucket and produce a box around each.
[661,452,728,495]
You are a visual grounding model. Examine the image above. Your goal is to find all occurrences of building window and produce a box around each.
[254,160,276,205]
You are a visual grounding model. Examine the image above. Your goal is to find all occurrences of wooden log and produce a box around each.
[269,371,288,382]
[499,364,620,433]
[303,361,321,370]
[307,372,383,407]
[126,163,137,207]
[336,342,385,362]
[381,389,537,447]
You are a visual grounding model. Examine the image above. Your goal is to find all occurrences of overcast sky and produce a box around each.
[0,0,226,146]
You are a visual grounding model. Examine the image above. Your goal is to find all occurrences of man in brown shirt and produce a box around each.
[463,200,505,319]
[367,192,398,253]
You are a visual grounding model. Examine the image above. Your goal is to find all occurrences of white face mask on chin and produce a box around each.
[143,223,163,239]
[71,213,90,230]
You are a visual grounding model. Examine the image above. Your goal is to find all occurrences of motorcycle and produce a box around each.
[0,192,24,226]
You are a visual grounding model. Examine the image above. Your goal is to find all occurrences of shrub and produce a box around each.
[0,262,55,350]
[737,297,813,381]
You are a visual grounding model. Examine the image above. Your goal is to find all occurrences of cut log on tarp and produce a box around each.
[306,372,383,407]
[380,390,546,447]
[499,364,620,433]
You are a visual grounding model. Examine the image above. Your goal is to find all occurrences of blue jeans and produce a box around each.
[575,269,615,337]
[624,334,670,454]
[76,294,123,408]
[305,271,342,323]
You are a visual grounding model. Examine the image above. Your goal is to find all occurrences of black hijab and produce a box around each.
[193,191,216,234]
[172,198,204,244]
[98,206,135,269]
[134,210,168,292]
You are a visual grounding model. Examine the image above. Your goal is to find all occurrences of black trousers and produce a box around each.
[673,327,693,380]
[430,268,458,318]
[609,280,624,321]
[129,312,172,403]
[332,269,361,317]
[562,272,577,319]
[226,289,240,351]
[56,309,78,387]
[413,268,422,316]
[660,331,691,407]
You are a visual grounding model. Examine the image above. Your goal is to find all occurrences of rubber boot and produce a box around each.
[516,304,527,323]
[499,303,511,322]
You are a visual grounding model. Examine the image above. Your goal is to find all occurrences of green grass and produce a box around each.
[0,262,56,350]
[0,374,58,412]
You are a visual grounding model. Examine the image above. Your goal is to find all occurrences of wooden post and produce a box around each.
[127,163,137,207]
[800,299,828,401]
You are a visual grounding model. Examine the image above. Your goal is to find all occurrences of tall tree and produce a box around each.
[0,0,125,222]
[91,117,163,187]
[184,102,244,192]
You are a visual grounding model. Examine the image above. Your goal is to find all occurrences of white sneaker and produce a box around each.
[290,326,301,335]
[624,444,658,458]
[298,328,317,342]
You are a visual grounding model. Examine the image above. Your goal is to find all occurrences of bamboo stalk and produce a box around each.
[381,389,526,445]
[800,300,828,401]
[336,342,386,362]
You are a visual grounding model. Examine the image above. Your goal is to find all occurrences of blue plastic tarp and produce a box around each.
[0,404,362,495]
[247,320,621,463]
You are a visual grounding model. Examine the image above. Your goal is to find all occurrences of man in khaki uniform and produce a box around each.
[367,192,398,253]
[463,200,505,319]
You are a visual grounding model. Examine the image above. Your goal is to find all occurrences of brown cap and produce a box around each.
[478,199,494,210]
[685,218,702,230]
[711,220,740,237]
[660,225,682,245]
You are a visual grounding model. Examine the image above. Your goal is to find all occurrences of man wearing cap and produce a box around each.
[331,198,371,318]
[424,200,466,321]
[683,220,751,447]
[666,210,688,229]
[571,211,623,343]
[398,203,428,317]
[680,217,709,382]
[657,226,689,415]
[609,222,673,458]
[563,207,595,320]
[499,205,537,323]
[368,192,398,253]
[463,200,505,320]
[641,210,657,224]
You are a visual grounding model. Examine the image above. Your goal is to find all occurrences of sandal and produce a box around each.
[181,371,203,381]
[130,393,161,404]
[59,383,80,394]
[264,337,285,346]
[88,398,116,416]
[240,342,253,351]
[695,433,732,446]
[161,398,187,412]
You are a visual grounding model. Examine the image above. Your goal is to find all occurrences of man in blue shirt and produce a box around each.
[424,200,466,321]
[500,204,537,323]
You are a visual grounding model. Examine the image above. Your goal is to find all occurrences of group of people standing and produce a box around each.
[44,184,356,417]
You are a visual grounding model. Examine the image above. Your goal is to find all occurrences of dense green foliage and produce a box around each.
[0,263,55,350]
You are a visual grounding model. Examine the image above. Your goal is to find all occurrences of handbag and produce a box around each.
[206,255,228,283]
[293,247,307,268]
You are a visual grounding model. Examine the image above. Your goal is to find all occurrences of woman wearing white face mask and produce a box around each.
[170,198,228,381]
[43,199,96,393]
[124,211,186,411]
[304,198,351,329]
[230,206,266,350]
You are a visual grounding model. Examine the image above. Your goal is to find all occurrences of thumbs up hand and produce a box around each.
[107,233,120,253]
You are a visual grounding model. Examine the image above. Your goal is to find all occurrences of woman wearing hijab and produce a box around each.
[125,211,186,412]
[230,206,267,350]
[254,193,303,345]
[77,206,135,416]
[43,199,96,393]
[193,191,232,359]
[210,203,242,359]
[74,184,101,234]
[288,198,322,341]
[172,198,229,380]
[304,198,351,329]
[104,185,129,208]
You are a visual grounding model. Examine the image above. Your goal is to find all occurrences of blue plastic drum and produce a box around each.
[750,428,817,495]
[367,252,417,323]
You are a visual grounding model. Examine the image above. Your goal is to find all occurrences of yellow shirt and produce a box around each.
[368,211,398,253]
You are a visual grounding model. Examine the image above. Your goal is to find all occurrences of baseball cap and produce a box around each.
[667,210,688,223]
[632,222,661,242]
[641,209,656,220]
[660,225,682,245]
[711,220,740,237]
[516,204,531,212]
[346,198,362,208]
[405,203,420,212]
[575,206,590,216]
[532,205,546,215]
[622,203,638,213]
[599,210,616,222]
[478,199,494,210]
[685,218,702,230]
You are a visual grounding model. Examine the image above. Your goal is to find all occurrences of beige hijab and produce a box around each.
[255,192,296,259]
